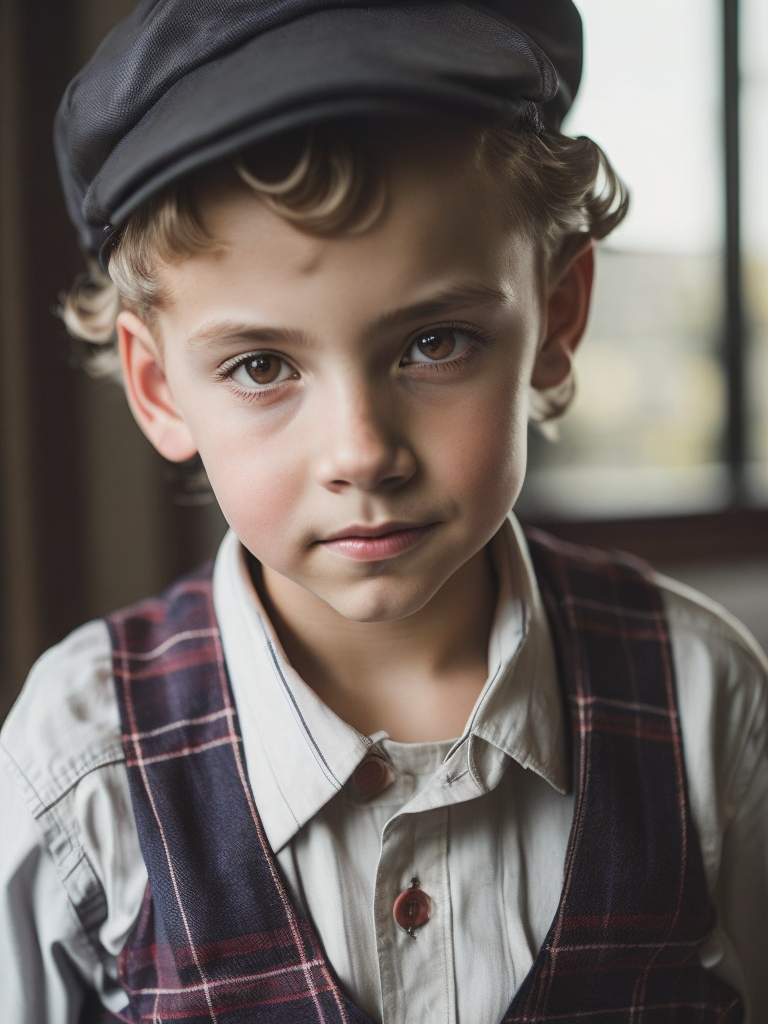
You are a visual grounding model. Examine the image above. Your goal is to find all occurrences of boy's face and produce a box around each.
[119,129,591,625]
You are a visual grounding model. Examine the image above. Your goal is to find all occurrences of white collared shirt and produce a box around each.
[1,517,767,1022]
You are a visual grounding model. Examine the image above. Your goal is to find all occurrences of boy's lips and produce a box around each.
[318,522,436,561]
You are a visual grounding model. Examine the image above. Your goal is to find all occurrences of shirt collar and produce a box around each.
[213,513,569,854]
[465,516,568,794]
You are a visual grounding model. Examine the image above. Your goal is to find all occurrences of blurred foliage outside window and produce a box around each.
[520,0,765,519]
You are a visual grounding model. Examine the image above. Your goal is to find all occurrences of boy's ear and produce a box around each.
[117,311,198,463]
[530,238,595,391]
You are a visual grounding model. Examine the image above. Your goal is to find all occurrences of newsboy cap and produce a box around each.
[55,0,583,263]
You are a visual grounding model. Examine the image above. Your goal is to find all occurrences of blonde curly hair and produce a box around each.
[62,119,628,427]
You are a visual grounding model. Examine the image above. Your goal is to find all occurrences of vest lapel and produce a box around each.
[499,529,743,1023]
[108,565,372,1024]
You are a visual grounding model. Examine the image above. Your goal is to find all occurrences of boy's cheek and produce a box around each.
[200,444,304,544]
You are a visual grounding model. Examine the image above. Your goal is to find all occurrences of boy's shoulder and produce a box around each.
[0,619,144,982]
[652,570,767,839]
[1,617,123,817]
[526,527,767,782]
[528,526,766,678]
[654,567,768,689]
[527,526,767,680]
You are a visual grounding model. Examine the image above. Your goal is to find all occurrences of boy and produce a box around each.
[1,1,767,1021]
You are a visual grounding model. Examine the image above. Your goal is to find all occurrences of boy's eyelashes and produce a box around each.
[399,327,473,366]
[213,322,495,400]
[224,353,299,390]
[406,322,498,366]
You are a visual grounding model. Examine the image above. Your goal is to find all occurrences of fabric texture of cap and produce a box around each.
[54,0,583,262]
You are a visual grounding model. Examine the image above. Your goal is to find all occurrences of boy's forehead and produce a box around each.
[55,0,582,267]
[159,132,535,339]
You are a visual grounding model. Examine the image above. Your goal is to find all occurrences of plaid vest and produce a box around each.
[92,529,743,1023]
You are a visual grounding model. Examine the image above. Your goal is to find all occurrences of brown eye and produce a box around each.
[403,328,472,366]
[226,352,296,392]
[244,354,283,384]
[416,331,457,360]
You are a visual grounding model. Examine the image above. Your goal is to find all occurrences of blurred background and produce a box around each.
[1,0,766,721]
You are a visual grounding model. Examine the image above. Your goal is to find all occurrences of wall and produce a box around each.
[0,0,224,721]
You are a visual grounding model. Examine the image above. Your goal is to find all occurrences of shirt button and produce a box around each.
[352,754,395,796]
[393,879,432,936]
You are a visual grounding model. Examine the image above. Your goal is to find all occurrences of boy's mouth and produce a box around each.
[318,522,436,561]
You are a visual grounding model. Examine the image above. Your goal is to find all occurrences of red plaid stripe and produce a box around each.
[500,530,743,1023]
[99,566,370,1024]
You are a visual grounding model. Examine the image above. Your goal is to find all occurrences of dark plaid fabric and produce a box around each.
[92,530,744,1022]
[509,529,744,1023]
[101,568,372,1024]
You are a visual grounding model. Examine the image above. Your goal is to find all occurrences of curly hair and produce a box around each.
[62,119,629,429]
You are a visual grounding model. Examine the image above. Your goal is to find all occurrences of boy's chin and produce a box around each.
[314,577,445,625]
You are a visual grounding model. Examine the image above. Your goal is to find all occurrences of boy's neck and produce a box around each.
[255,548,497,744]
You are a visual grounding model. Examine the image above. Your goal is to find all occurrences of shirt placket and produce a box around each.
[374,802,456,1024]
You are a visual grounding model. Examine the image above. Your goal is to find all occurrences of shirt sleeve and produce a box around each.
[0,752,95,1022]
[0,618,146,1022]
[662,575,768,1023]
[709,659,768,1022]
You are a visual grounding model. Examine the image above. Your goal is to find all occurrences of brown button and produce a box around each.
[352,754,395,796]
[393,879,432,935]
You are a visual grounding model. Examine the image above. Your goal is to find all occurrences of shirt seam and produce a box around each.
[2,747,111,958]
[50,799,110,939]
[2,743,126,817]
[266,639,343,791]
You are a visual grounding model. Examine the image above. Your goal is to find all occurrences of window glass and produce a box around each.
[743,0,768,500]
[519,0,726,518]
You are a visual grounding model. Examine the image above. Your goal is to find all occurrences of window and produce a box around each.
[744,0,768,501]
[518,0,765,520]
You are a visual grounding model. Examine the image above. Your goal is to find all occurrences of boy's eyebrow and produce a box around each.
[184,283,511,349]
[185,321,308,349]
[373,283,512,332]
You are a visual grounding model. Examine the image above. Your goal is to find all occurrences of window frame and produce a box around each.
[526,0,767,555]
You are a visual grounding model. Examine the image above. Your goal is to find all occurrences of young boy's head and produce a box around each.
[56,0,627,625]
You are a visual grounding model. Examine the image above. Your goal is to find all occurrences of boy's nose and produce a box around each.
[312,385,417,493]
